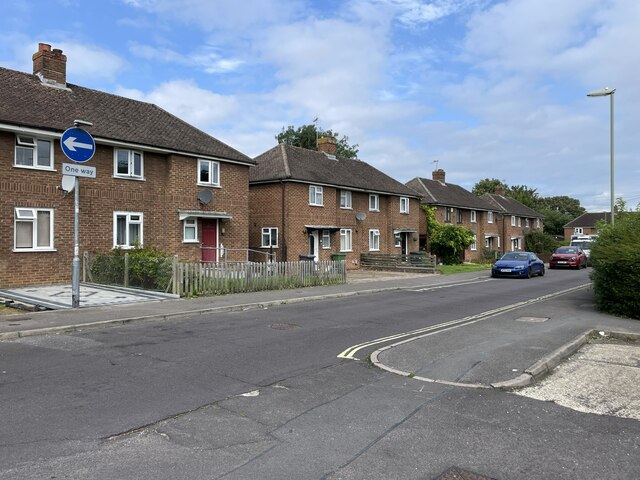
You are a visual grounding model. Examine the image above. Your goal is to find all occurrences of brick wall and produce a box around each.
[1,130,250,287]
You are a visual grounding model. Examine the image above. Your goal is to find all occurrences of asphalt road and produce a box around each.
[2,267,639,479]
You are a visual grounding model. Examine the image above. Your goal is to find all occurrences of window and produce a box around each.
[518,217,522,227]
[340,190,352,209]
[471,210,477,223]
[536,218,541,229]
[198,159,220,186]
[456,208,463,223]
[574,227,583,234]
[445,207,452,223]
[511,237,521,251]
[400,197,409,214]
[14,208,54,251]
[340,229,352,252]
[183,218,198,242]
[525,218,530,228]
[309,185,323,206]
[369,194,379,211]
[15,135,53,169]
[487,211,494,224]
[261,227,278,247]
[511,215,516,226]
[395,233,402,248]
[114,149,143,179]
[113,212,143,248]
[322,230,331,249]
[471,235,477,251]
[369,229,380,251]
[485,237,490,248]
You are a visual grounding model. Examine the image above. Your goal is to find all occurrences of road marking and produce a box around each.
[337,283,590,360]
[410,278,492,292]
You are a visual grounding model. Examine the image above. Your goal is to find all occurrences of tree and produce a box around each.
[276,124,359,159]
[541,196,586,219]
[472,178,508,196]
[508,185,541,210]
[421,205,474,265]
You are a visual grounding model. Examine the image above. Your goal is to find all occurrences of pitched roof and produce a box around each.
[482,193,544,218]
[251,144,419,197]
[564,212,610,228]
[405,177,496,211]
[0,67,252,164]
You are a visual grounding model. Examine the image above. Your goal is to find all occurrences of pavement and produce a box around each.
[1,269,639,421]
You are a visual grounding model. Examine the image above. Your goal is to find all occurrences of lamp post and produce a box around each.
[587,87,615,225]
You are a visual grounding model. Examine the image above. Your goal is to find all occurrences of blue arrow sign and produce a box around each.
[61,127,95,163]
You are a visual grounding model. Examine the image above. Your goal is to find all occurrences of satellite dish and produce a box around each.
[61,175,75,193]
[197,189,213,205]
[355,212,366,221]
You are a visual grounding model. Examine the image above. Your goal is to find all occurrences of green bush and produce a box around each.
[590,213,640,319]
[430,224,474,265]
[91,245,173,291]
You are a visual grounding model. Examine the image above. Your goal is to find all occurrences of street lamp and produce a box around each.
[587,87,615,225]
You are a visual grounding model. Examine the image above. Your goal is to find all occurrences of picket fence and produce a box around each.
[174,259,346,297]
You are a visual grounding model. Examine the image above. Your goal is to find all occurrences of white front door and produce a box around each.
[309,231,319,260]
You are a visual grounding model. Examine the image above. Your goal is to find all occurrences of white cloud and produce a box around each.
[129,42,243,73]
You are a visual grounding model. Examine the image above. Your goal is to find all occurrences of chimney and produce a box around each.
[432,169,446,183]
[317,135,337,155]
[32,43,67,86]
[494,186,507,196]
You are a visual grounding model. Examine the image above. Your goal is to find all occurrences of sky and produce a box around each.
[1,0,638,212]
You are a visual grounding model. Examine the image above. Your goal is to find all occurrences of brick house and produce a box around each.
[0,43,254,288]
[481,188,544,252]
[249,138,421,268]
[563,212,609,241]
[406,170,502,262]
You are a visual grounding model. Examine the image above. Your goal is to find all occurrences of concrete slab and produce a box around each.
[514,342,640,421]
[0,283,178,310]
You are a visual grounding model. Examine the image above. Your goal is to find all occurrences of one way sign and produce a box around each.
[61,127,95,163]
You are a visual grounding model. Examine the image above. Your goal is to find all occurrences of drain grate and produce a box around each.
[270,323,299,330]
[516,316,549,323]
[434,466,496,480]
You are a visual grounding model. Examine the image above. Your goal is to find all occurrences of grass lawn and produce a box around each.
[436,263,491,275]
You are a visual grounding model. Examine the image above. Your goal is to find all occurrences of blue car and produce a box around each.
[491,252,545,278]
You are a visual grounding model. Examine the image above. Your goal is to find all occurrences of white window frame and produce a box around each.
[369,194,379,212]
[574,227,583,234]
[114,148,143,179]
[445,207,452,223]
[394,233,402,248]
[14,135,54,170]
[322,230,331,249]
[518,217,522,227]
[183,218,198,243]
[470,210,477,223]
[13,208,54,251]
[197,159,220,187]
[525,218,530,228]
[511,237,521,251]
[261,227,278,248]
[368,229,380,251]
[113,212,143,248]
[309,185,324,206]
[400,197,409,214]
[487,211,494,224]
[471,234,477,251]
[511,215,517,227]
[340,228,352,252]
[340,190,352,209]
[536,218,541,229]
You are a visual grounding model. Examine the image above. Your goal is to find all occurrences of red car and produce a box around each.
[549,246,588,269]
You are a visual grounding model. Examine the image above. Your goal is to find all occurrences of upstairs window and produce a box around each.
[400,197,409,214]
[309,185,323,206]
[114,149,143,179]
[369,194,379,211]
[470,210,477,223]
[261,227,278,247]
[198,159,220,186]
[340,190,352,209]
[14,208,54,251]
[487,211,494,224]
[511,215,517,226]
[114,212,143,248]
[456,208,463,223]
[15,135,53,170]
[445,207,452,223]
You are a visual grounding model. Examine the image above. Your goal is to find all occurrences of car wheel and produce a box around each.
[526,267,532,278]
[539,266,545,277]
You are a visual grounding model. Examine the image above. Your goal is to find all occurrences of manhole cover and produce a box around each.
[434,466,495,480]
[270,323,299,330]
[516,316,549,323]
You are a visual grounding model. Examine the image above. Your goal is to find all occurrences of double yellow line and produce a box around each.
[337,283,590,360]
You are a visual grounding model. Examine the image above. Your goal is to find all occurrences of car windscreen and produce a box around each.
[557,247,577,254]
[501,253,528,261]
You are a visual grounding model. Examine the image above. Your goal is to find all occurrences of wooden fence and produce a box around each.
[360,253,437,273]
[174,259,346,297]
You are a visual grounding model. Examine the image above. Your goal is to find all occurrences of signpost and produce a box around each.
[61,123,95,308]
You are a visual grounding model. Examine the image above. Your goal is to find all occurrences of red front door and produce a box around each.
[201,220,218,262]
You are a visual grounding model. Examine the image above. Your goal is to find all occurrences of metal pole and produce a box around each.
[71,176,80,308]
[610,91,615,225]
